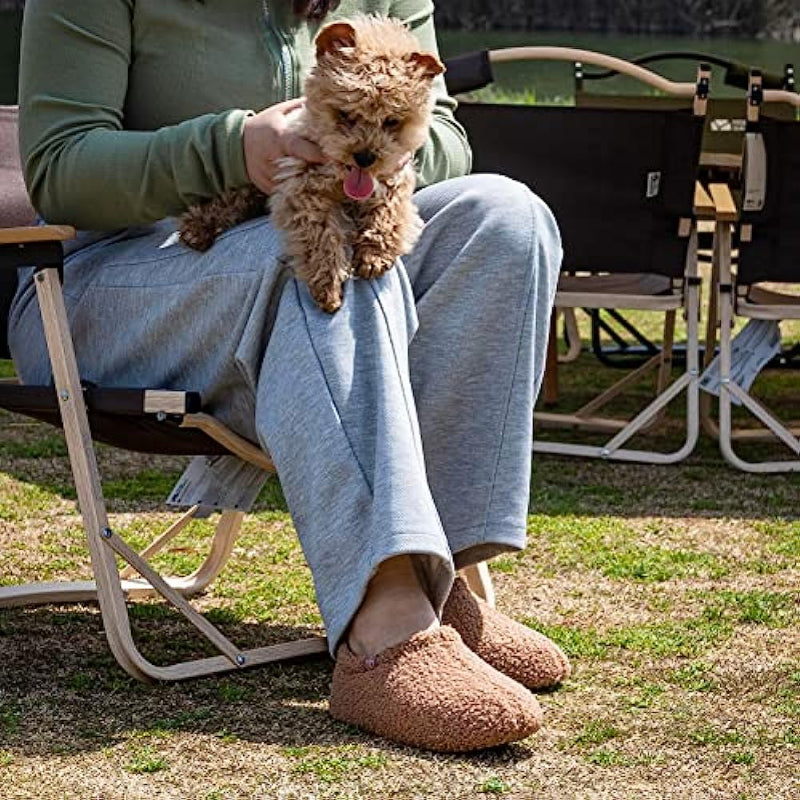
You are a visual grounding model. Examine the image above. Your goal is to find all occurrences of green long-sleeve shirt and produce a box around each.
[18,0,471,230]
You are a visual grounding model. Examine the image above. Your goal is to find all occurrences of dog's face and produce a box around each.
[304,17,444,193]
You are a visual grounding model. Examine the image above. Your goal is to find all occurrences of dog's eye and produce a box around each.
[337,110,356,127]
[383,118,401,130]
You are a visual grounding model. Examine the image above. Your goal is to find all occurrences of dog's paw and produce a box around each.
[310,282,344,314]
[354,248,397,280]
[179,223,215,252]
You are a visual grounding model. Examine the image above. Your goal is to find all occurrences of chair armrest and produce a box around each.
[0,385,203,417]
[693,182,716,220]
[0,225,76,245]
[708,183,739,223]
[0,226,76,271]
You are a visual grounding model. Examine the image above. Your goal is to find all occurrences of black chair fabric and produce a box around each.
[455,103,704,278]
[0,384,229,456]
[739,116,800,286]
[443,50,494,96]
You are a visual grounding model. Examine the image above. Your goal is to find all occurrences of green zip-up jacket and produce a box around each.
[18,0,471,230]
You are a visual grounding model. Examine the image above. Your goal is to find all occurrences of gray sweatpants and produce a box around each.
[9,174,562,654]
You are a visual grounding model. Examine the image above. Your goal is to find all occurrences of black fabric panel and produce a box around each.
[443,51,494,95]
[0,384,220,455]
[455,103,703,278]
[0,384,202,416]
[1,242,66,361]
[739,117,800,286]
[14,408,230,456]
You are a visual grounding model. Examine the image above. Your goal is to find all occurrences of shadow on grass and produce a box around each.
[0,606,542,767]
[531,429,800,520]
[0,605,335,754]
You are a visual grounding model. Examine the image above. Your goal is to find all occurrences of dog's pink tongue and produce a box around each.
[343,167,375,200]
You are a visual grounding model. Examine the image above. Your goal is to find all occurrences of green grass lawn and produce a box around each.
[1,316,798,798]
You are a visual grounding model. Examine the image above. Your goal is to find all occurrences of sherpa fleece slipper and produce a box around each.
[329,625,542,751]
[442,576,572,690]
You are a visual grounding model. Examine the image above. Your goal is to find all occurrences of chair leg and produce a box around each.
[4,507,245,607]
[700,237,722,439]
[714,227,800,473]
[166,509,244,596]
[120,508,244,597]
[17,267,328,682]
[119,505,200,580]
[33,267,155,681]
[559,307,582,364]
[460,562,496,608]
[534,232,701,464]
[543,313,559,405]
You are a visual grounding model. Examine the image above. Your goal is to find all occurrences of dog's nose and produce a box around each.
[353,150,377,168]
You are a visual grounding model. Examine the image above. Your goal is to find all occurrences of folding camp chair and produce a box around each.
[708,73,800,472]
[573,58,798,375]
[574,58,797,374]
[0,105,495,680]
[449,48,710,463]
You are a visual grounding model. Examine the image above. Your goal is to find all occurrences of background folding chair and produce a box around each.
[710,73,800,472]
[695,80,800,447]
[0,104,495,680]
[447,48,709,464]
[573,57,797,369]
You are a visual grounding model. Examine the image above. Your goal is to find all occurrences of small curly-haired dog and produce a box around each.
[179,15,444,312]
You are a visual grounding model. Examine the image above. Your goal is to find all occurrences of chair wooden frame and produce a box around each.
[0,224,496,680]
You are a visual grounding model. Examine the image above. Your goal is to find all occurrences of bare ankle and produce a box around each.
[346,556,439,657]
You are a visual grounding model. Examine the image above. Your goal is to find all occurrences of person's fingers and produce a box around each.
[248,161,275,195]
[276,96,306,115]
[251,173,274,195]
[393,152,412,172]
[284,132,326,163]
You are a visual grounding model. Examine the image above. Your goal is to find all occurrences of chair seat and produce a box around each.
[556,272,681,311]
[738,284,800,320]
[0,383,231,456]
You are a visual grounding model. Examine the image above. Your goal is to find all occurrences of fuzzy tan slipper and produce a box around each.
[329,626,542,751]
[442,576,571,690]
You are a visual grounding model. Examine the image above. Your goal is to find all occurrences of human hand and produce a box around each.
[392,152,413,173]
[243,98,326,194]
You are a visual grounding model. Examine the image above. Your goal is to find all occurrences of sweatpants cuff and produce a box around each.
[323,533,454,658]
[446,523,528,568]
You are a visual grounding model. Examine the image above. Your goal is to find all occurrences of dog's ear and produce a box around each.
[315,22,357,58]
[407,52,445,79]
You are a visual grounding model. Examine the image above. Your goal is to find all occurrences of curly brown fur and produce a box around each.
[179,185,267,252]
[179,15,443,312]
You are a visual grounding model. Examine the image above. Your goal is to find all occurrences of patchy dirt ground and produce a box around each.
[1,347,798,798]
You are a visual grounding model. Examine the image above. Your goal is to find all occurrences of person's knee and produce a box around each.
[332,261,418,339]
[453,174,561,280]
